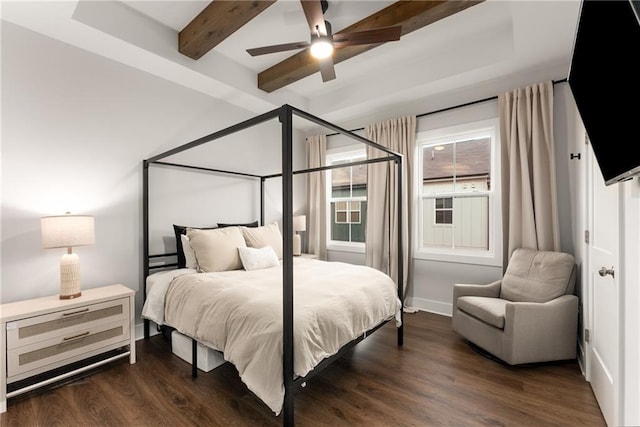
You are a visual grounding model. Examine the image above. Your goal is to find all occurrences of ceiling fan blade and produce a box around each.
[318,56,336,82]
[247,41,310,57]
[332,26,402,48]
[300,0,327,36]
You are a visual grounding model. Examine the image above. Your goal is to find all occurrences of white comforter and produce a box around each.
[142,258,401,415]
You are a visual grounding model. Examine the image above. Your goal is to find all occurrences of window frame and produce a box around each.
[414,118,502,267]
[326,148,367,253]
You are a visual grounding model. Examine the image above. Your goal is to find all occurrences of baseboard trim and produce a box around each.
[405,297,452,317]
[135,322,160,341]
[577,339,587,378]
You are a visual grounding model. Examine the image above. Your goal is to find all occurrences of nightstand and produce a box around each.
[0,284,136,413]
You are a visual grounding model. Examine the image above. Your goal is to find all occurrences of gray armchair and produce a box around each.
[452,248,578,365]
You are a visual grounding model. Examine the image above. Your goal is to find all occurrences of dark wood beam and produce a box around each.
[257,0,485,93]
[179,0,277,60]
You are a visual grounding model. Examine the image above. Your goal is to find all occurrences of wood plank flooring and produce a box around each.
[1,311,605,426]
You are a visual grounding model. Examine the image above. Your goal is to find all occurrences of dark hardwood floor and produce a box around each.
[1,311,605,426]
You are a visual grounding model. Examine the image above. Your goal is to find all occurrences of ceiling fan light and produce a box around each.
[310,37,333,59]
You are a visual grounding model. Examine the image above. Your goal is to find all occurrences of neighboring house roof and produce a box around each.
[423,137,490,180]
[331,137,490,188]
[331,163,367,188]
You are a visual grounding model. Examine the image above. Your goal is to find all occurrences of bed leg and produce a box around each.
[192,338,198,378]
[144,319,150,339]
[282,390,294,427]
[398,322,404,347]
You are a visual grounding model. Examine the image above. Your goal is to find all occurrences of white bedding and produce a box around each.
[141,258,402,415]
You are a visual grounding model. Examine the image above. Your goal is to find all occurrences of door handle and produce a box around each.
[598,267,615,278]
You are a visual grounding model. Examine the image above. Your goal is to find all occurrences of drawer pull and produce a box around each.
[62,308,90,317]
[63,331,90,341]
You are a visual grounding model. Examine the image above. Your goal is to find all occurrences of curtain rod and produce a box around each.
[326,78,568,137]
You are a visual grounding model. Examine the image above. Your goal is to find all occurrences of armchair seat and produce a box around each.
[452,248,578,365]
[457,296,508,329]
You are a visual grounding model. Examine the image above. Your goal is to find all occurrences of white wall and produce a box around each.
[0,22,306,331]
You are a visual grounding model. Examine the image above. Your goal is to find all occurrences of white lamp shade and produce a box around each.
[293,215,306,232]
[41,214,95,249]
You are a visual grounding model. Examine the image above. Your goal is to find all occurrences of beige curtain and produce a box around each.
[365,116,416,302]
[306,135,327,260]
[498,81,560,268]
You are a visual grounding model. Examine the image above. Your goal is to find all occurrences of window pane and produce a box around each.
[352,164,367,197]
[423,196,488,249]
[328,153,367,245]
[331,162,351,198]
[423,138,491,195]
[452,195,488,250]
[331,202,348,240]
[423,198,452,248]
[350,201,367,242]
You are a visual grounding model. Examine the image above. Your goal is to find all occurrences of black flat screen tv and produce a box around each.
[568,0,640,185]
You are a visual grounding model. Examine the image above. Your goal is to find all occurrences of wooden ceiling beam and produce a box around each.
[257,0,485,93]
[179,0,277,60]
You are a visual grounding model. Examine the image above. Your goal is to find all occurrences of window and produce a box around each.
[434,197,453,224]
[415,119,501,265]
[335,201,361,224]
[327,150,367,249]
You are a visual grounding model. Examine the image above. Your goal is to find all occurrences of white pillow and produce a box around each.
[238,246,280,271]
[187,227,246,272]
[180,234,198,269]
[241,222,283,259]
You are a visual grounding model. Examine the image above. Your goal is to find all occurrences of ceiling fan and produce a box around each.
[246,0,402,83]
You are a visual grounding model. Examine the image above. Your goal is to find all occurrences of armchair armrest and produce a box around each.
[504,294,579,364]
[453,280,502,301]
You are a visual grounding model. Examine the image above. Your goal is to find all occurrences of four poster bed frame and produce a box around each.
[142,104,404,426]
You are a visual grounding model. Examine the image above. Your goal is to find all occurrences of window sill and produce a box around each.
[327,242,365,254]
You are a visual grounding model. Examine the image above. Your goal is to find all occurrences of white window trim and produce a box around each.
[326,147,367,253]
[414,118,502,267]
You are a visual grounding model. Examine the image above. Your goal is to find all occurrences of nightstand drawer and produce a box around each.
[6,318,130,380]
[6,297,129,350]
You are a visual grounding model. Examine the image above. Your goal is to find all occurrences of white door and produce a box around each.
[587,140,620,426]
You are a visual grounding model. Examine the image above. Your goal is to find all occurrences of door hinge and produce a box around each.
[584,230,590,244]
[585,329,590,342]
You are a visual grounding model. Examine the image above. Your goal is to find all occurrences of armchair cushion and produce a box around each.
[500,248,576,303]
[457,296,508,329]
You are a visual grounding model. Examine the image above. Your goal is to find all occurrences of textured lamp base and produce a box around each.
[293,233,301,256]
[60,253,82,299]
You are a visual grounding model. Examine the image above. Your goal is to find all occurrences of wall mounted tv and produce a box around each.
[568,0,640,185]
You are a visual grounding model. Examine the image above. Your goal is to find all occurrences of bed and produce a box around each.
[142,105,404,426]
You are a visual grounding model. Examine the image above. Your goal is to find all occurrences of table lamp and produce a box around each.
[41,212,95,299]
[292,215,306,256]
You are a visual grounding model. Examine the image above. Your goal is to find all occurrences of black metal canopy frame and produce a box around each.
[142,104,404,426]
